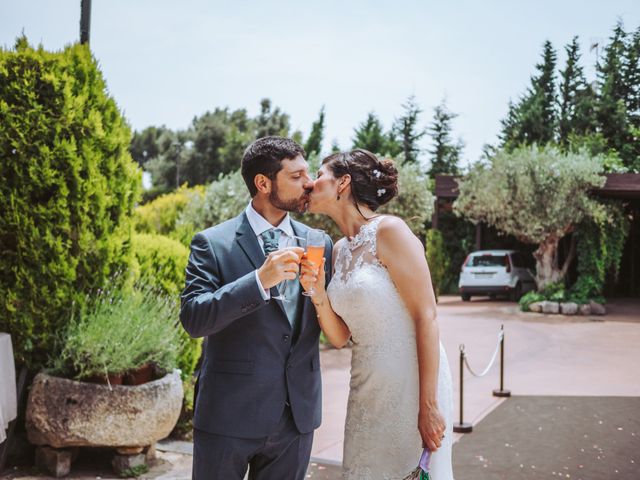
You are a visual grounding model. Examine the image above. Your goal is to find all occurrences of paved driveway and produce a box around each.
[312,296,640,462]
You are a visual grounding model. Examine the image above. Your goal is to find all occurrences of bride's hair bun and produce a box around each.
[321,148,399,211]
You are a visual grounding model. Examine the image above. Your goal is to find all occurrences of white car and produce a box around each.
[458,249,536,301]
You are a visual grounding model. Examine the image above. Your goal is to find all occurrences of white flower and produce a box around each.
[373,169,381,178]
[377,188,386,197]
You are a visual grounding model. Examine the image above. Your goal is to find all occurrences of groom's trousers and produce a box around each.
[192,404,313,480]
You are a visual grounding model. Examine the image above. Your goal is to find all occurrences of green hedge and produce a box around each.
[134,185,205,246]
[132,233,189,296]
[131,233,202,380]
[571,201,629,301]
[426,229,449,300]
[0,37,141,371]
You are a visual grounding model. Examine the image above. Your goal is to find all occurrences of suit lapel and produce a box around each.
[235,212,267,270]
[236,212,289,320]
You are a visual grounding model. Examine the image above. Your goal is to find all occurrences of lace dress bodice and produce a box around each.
[328,216,416,351]
[326,216,454,480]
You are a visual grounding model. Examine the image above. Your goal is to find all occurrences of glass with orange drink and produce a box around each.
[301,229,325,297]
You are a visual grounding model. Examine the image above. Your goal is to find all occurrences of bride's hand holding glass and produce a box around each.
[299,256,326,299]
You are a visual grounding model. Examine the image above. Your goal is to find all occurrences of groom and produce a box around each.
[180,136,332,480]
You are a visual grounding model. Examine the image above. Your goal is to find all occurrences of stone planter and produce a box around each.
[26,370,183,476]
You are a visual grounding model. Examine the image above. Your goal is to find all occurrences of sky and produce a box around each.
[2,1,640,166]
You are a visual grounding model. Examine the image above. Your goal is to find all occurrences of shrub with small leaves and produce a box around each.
[134,185,205,246]
[0,37,141,371]
[131,233,202,380]
[52,280,182,380]
[177,170,250,238]
[301,160,434,239]
[425,229,449,300]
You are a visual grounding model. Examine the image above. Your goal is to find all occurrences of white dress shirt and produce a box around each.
[245,202,297,300]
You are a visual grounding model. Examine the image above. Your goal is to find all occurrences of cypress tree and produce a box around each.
[352,111,387,154]
[393,95,427,164]
[501,41,558,147]
[596,22,628,158]
[558,37,598,145]
[255,98,290,139]
[427,99,463,176]
[304,106,325,157]
[0,37,141,370]
[621,25,640,170]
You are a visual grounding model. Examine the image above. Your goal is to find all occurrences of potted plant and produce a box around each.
[25,280,185,477]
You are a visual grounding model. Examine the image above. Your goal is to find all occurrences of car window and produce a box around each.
[470,255,507,267]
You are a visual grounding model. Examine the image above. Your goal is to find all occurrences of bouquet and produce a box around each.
[402,449,431,480]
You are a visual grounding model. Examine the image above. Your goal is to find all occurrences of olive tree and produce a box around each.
[454,145,606,289]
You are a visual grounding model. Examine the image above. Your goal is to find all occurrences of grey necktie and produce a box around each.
[258,228,301,331]
[260,228,281,255]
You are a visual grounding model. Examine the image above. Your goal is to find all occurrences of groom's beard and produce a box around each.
[269,185,311,214]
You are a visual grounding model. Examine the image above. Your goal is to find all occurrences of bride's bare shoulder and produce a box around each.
[376,215,413,237]
[376,216,421,257]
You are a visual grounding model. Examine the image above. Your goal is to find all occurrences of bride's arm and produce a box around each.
[376,216,446,452]
[300,241,351,348]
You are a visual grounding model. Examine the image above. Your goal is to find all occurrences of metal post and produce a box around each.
[80,0,92,45]
[453,344,473,433]
[493,325,511,397]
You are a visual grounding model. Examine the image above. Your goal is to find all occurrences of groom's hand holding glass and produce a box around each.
[257,247,305,290]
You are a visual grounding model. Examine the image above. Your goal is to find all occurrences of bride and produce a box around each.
[299,149,454,479]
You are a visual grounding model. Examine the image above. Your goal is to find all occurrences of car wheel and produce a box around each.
[461,293,471,301]
[489,293,497,300]
[510,282,522,301]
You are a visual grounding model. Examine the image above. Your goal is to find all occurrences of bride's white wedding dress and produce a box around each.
[326,216,454,480]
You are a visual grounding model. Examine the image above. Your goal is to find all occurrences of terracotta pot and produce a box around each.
[124,364,154,386]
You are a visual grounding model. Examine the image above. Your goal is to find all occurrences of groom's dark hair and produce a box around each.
[241,136,306,197]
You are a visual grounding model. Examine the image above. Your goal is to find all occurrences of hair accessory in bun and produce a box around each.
[373,169,382,178]
[377,188,386,197]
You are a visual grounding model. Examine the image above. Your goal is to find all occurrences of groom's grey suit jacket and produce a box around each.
[180,211,332,439]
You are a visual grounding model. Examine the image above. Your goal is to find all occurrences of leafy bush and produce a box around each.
[0,37,141,371]
[52,281,182,380]
[134,185,205,243]
[378,161,434,238]
[540,281,565,301]
[570,201,629,301]
[432,210,477,294]
[132,233,189,296]
[177,170,250,240]
[131,233,202,380]
[301,160,434,239]
[518,280,605,311]
[425,229,449,300]
[519,290,545,311]
[177,158,434,242]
